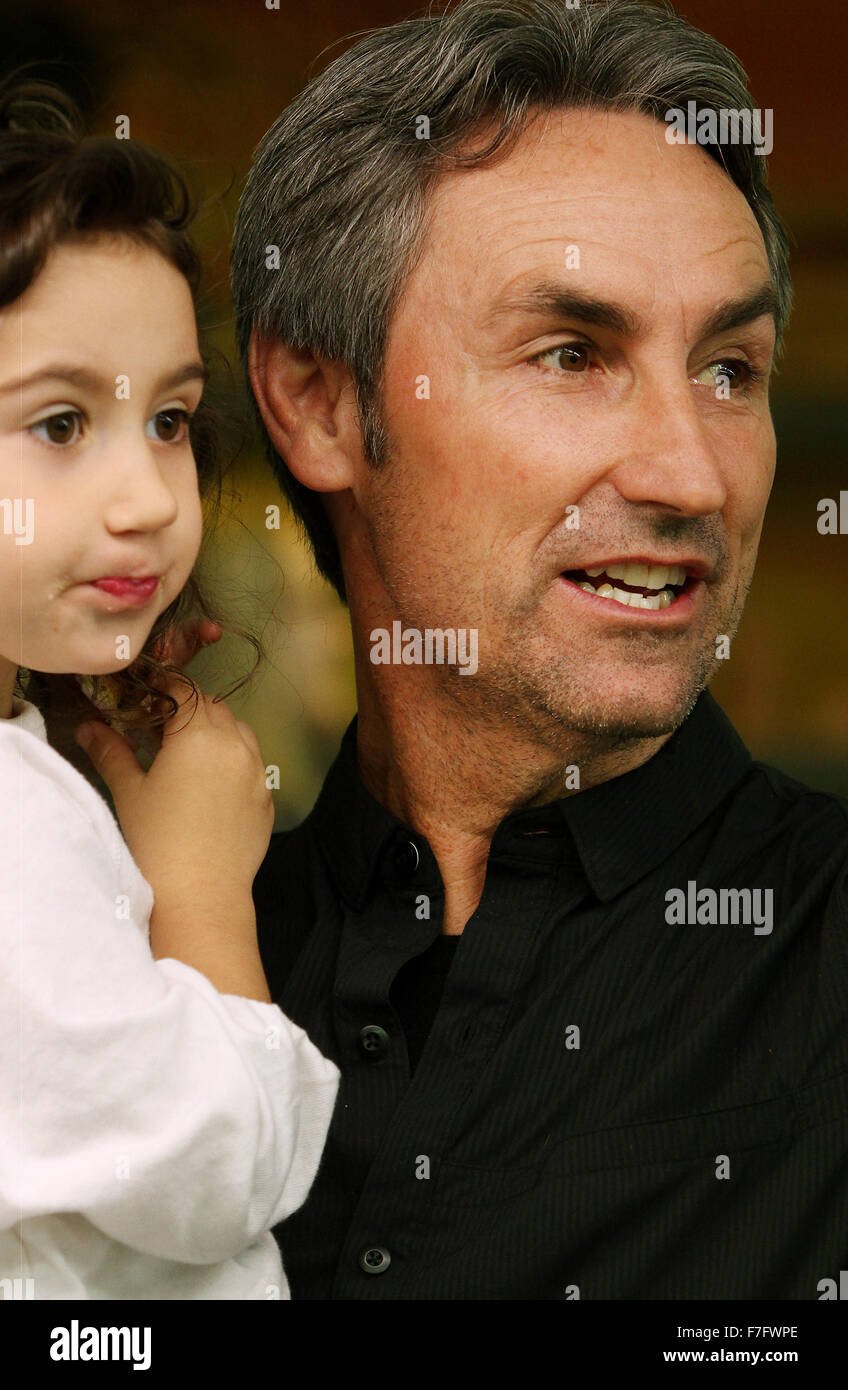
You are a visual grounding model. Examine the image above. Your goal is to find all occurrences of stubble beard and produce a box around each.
[466,572,751,751]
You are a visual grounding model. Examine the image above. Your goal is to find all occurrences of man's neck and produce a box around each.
[354,674,671,935]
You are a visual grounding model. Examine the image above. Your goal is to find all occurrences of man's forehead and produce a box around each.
[438,105,754,204]
[426,107,763,250]
[414,109,771,336]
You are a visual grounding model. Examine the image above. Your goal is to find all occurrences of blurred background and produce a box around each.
[4,0,846,822]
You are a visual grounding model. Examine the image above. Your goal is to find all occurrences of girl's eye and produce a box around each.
[532,343,592,372]
[693,358,756,391]
[147,409,191,443]
[30,411,83,446]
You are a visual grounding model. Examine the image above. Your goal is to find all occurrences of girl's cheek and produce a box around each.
[181,484,204,576]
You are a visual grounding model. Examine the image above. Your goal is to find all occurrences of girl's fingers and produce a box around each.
[156,681,236,737]
[74,721,144,801]
[154,674,206,731]
[152,619,222,667]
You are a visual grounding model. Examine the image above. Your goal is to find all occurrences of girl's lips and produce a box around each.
[88,576,159,607]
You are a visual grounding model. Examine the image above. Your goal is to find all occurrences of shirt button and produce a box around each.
[359,1246,391,1275]
[390,838,420,876]
[359,1024,390,1058]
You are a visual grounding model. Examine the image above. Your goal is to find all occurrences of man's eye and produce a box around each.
[147,409,191,443]
[30,411,83,446]
[532,343,592,372]
[693,358,756,391]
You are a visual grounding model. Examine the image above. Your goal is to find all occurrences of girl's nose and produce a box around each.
[102,451,180,535]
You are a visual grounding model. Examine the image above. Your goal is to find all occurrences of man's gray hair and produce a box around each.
[231,0,792,601]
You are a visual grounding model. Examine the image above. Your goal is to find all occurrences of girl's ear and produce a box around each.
[248,333,360,493]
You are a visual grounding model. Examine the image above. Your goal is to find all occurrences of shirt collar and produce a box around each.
[309,688,752,910]
[557,688,752,901]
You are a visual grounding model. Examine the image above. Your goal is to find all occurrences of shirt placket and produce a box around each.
[331,832,566,1298]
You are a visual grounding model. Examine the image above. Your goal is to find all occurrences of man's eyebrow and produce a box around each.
[480,280,779,343]
[0,361,209,397]
[480,282,643,338]
[697,284,779,341]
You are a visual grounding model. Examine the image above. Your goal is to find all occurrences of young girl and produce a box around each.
[0,80,339,1300]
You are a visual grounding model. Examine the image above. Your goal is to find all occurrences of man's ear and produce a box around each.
[248,332,360,493]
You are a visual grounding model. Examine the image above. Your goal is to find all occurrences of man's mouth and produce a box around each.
[561,561,691,611]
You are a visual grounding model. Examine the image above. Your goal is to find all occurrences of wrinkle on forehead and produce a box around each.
[412,110,770,350]
[428,105,766,259]
[434,185,765,273]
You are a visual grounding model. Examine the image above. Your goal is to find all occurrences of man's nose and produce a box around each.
[102,441,180,535]
[610,377,728,518]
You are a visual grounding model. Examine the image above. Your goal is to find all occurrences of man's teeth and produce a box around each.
[575,560,687,608]
[584,562,687,588]
[579,581,674,609]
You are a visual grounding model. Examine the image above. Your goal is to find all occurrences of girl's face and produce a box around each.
[0,234,205,696]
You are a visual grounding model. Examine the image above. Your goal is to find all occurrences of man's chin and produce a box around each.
[565,697,697,741]
[524,663,712,743]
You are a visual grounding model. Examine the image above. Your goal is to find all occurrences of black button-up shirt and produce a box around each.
[254,689,848,1299]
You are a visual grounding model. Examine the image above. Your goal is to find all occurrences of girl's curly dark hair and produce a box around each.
[1,73,260,730]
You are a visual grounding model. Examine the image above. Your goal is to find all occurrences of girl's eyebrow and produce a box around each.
[0,361,209,396]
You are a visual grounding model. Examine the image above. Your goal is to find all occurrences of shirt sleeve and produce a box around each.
[0,731,340,1266]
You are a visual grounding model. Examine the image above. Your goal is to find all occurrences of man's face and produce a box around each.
[354,107,777,740]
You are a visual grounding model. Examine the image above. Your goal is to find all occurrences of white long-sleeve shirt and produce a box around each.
[0,698,339,1300]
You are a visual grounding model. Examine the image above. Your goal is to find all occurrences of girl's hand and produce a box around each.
[151,618,222,668]
[74,675,274,903]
